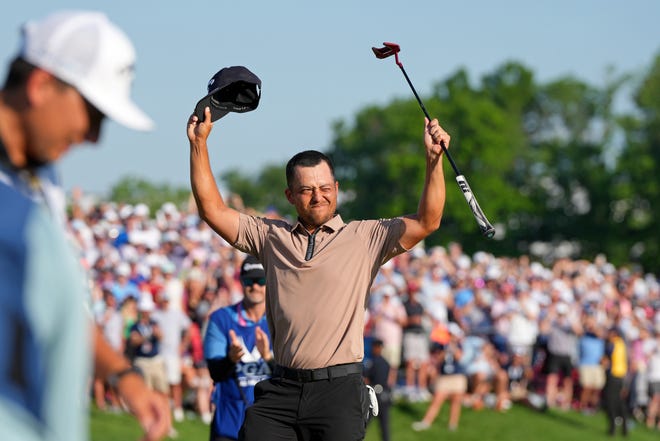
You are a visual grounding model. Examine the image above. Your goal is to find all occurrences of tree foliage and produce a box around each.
[220,164,293,218]
[614,53,660,272]
[108,176,190,213]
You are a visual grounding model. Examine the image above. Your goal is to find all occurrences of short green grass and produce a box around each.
[91,402,658,440]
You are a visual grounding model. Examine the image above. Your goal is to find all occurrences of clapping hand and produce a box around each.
[255,327,272,361]
[228,329,245,363]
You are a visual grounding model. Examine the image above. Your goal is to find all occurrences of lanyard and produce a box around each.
[0,138,57,217]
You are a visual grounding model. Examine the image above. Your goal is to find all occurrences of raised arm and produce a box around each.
[187,106,241,244]
[399,118,449,250]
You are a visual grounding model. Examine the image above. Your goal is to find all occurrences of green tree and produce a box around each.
[518,75,623,258]
[220,164,293,218]
[615,53,660,272]
[108,176,190,213]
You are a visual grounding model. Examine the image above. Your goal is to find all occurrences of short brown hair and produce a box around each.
[285,150,335,189]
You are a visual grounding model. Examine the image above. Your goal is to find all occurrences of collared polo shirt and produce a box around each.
[234,212,406,369]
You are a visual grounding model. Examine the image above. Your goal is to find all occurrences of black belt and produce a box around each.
[273,362,363,382]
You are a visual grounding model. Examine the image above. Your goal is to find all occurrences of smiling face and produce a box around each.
[285,161,338,231]
[242,278,267,306]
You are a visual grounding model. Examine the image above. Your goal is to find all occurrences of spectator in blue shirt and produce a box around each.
[577,316,606,413]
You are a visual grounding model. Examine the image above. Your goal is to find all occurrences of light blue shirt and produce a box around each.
[0,160,91,441]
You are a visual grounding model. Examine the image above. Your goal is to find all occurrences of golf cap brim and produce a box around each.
[194,66,261,122]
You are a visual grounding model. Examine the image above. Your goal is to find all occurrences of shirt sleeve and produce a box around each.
[233,212,264,256]
[355,217,407,269]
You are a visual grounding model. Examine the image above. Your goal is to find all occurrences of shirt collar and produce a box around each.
[293,213,345,235]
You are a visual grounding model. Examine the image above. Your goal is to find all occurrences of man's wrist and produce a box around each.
[107,365,143,389]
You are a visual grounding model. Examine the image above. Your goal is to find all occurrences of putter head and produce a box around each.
[371,42,400,59]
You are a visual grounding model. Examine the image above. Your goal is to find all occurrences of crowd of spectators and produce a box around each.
[365,240,660,434]
[67,193,660,434]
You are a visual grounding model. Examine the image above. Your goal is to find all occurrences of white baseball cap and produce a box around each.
[19,10,154,131]
[138,294,156,312]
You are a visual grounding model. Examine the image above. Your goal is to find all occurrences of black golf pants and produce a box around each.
[239,373,367,441]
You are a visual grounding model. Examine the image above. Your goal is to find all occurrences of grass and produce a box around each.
[91,401,659,441]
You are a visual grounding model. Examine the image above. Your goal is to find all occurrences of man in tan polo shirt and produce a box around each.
[187,104,450,440]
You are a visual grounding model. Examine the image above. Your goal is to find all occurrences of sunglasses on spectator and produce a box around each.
[241,276,266,287]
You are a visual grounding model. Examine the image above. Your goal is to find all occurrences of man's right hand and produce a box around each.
[187,105,213,145]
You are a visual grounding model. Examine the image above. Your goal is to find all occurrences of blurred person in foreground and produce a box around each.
[188,97,449,440]
[0,11,169,441]
[204,256,273,441]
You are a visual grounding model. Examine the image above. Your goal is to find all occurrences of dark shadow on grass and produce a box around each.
[541,409,589,429]
[394,400,423,418]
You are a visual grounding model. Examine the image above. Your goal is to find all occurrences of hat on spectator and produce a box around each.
[138,294,156,312]
[485,265,502,281]
[556,302,569,315]
[119,204,134,220]
[456,255,471,270]
[103,209,119,223]
[381,285,396,297]
[134,203,149,218]
[472,251,490,264]
[162,230,180,243]
[144,254,163,269]
[115,262,130,277]
[240,255,265,279]
[161,202,178,214]
[161,260,176,274]
[410,246,426,259]
[19,11,153,130]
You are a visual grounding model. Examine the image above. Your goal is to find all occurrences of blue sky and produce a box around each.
[1,1,658,195]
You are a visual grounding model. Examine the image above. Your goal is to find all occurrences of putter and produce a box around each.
[372,42,496,238]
